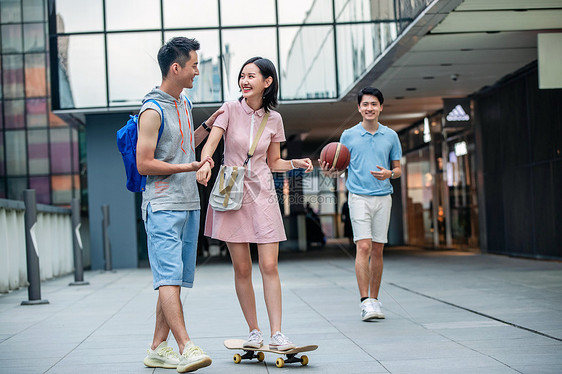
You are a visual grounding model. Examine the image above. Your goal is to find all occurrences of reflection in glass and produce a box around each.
[26,98,47,127]
[336,22,396,92]
[105,0,161,31]
[25,53,46,97]
[220,0,275,27]
[163,0,218,28]
[1,0,22,24]
[7,177,27,201]
[55,0,103,33]
[28,129,49,175]
[277,0,333,24]
[221,28,278,101]
[107,32,162,106]
[24,23,45,52]
[1,24,23,53]
[59,35,106,108]
[23,0,45,22]
[3,55,24,99]
[165,30,221,103]
[335,0,395,22]
[4,100,25,129]
[52,175,73,205]
[0,132,4,176]
[6,130,27,176]
[50,128,72,173]
[280,26,336,100]
[30,176,51,204]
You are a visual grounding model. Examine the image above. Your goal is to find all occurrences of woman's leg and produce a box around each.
[257,242,282,335]
[227,242,259,331]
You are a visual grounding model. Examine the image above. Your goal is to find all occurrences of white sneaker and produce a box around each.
[143,341,180,369]
[269,331,296,351]
[243,329,263,348]
[177,341,212,373]
[361,298,385,321]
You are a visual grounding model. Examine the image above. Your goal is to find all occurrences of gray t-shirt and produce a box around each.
[139,88,200,220]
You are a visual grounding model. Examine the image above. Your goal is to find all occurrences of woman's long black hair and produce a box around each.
[238,57,278,112]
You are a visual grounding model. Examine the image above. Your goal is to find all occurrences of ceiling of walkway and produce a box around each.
[274,0,562,142]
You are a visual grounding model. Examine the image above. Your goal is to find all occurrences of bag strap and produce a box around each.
[218,166,239,208]
[145,99,165,142]
[244,112,270,166]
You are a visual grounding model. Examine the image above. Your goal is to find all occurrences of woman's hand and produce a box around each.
[293,158,314,173]
[196,160,213,186]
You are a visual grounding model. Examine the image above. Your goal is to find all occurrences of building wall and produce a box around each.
[85,113,137,269]
[475,64,562,259]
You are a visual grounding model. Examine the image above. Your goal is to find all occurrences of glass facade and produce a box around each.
[48,0,432,110]
[0,0,81,205]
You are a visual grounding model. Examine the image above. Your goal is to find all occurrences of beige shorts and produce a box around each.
[349,193,392,244]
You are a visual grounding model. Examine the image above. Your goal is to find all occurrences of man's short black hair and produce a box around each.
[357,87,384,105]
[157,37,200,78]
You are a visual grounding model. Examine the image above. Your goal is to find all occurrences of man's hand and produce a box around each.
[370,165,391,180]
[205,108,224,128]
[318,159,340,178]
[196,161,213,186]
[190,156,214,174]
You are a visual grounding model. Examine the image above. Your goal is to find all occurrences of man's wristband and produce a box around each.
[390,170,395,179]
[201,121,211,132]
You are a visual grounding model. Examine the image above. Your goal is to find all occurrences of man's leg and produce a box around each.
[158,285,190,354]
[151,296,171,350]
[355,239,373,298]
[369,242,384,299]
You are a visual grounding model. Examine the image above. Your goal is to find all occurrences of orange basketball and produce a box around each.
[320,142,350,171]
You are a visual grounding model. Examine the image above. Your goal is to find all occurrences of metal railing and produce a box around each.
[0,195,73,293]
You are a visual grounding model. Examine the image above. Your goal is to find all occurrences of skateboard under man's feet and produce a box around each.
[224,339,318,368]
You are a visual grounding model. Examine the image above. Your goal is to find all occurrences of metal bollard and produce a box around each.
[69,198,89,286]
[21,190,49,305]
[101,204,113,271]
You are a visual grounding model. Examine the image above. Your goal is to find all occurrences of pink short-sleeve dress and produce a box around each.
[204,99,287,243]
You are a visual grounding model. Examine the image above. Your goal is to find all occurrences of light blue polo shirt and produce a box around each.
[340,122,402,196]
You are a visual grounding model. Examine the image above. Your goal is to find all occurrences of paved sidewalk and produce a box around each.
[1,245,561,374]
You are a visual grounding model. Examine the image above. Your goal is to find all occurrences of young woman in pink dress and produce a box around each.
[196,57,313,350]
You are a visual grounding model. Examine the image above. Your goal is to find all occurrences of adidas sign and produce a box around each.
[446,105,470,122]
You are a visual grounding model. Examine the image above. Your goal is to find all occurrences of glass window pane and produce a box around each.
[55,0,103,33]
[3,55,25,98]
[1,0,22,24]
[221,28,278,101]
[59,35,107,108]
[5,130,27,176]
[71,128,79,172]
[280,26,336,100]
[163,0,218,28]
[25,53,46,97]
[50,127,71,173]
[29,176,50,204]
[51,175,72,204]
[1,24,23,53]
[23,0,45,22]
[278,0,333,24]
[28,129,49,174]
[106,0,161,31]
[0,104,3,129]
[107,32,162,106]
[335,0,395,22]
[49,109,66,127]
[4,99,25,129]
[0,132,4,176]
[220,0,275,27]
[24,23,45,52]
[164,30,222,103]
[7,177,27,201]
[26,98,47,127]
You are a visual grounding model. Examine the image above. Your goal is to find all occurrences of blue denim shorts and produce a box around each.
[144,204,200,290]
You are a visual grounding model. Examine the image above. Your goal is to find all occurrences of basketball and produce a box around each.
[320,142,350,171]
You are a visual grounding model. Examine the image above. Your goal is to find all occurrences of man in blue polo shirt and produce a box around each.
[321,87,402,321]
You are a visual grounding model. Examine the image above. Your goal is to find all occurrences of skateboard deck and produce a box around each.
[224,338,318,368]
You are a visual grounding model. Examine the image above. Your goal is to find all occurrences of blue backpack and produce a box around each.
[116,99,164,192]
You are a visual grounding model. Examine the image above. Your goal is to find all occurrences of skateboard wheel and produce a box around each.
[301,355,309,366]
[276,357,285,368]
[257,351,265,362]
[233,353,242,364]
